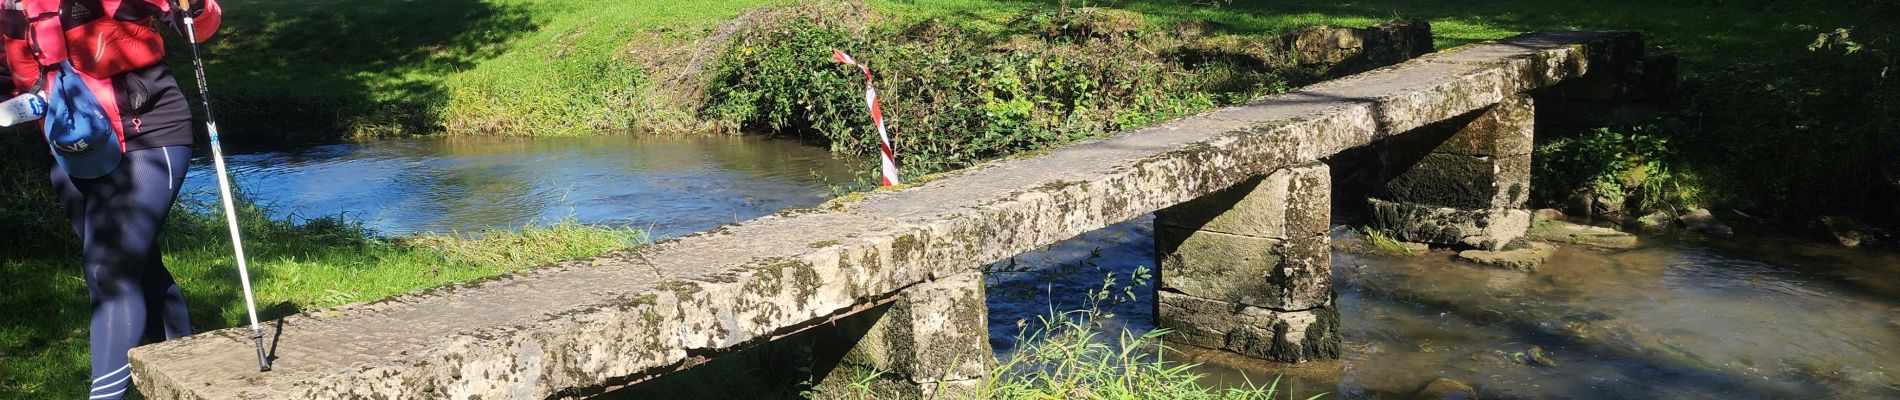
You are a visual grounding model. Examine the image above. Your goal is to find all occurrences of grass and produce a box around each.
[972,268,1321,400]
[1,0,1892,396]
[864,0,1897,222]
[870,0,1515,48]
[1360,228,1422,257]
[809,267,1324,399]
[198,0,1895,223]
[200,0,793,142]
[0,142,648,398]
[199,0,1511,143]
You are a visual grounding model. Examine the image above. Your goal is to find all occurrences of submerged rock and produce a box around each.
[1533,208,1567,223]
[1636,211,1674,231]
[1820,216,1867,247]
[1457,243,1556,271]
[1678,209,1734,236]
[1528,220,1638,250]
[1490,346,1558,368]
[1411,378,1478,400]
[1526,346,1558,367]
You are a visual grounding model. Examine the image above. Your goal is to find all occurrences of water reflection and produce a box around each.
[180,135,856,237]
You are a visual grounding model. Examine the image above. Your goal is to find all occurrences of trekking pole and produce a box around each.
[175,0,270,372]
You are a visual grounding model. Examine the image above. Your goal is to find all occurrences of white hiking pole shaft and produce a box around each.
[182,9,271,372]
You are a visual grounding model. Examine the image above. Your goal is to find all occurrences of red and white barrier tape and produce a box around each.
[832,49,901,186]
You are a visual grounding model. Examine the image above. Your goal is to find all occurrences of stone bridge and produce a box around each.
[132,30,1648,399]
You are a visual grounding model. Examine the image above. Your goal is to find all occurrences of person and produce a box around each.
[0,0,220,398]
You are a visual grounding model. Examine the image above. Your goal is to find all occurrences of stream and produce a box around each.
[180,134,856,238]
[989,218,1900,399]
[195,136,1900,399]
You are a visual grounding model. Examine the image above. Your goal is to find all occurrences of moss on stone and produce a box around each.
[1035,179,1081,192]
[891,234,923,263]
[666,280,704,297]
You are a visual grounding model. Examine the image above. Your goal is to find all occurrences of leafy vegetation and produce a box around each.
[169,0,1900,225]
[4,0,1897,396]
[1533,123,1704,216]
[703,5,1298,178]
[196,0,792,143]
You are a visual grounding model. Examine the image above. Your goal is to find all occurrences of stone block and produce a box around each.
[1156,162,1330,239]
[1381,153,1531,210]
[1456,242,1556,271]
[1370,198,1531,250]
[1286,20,1435,79]
[1156,292,1340,363]
[832,271,992,394]
[1436,95,1535,157]
[1364,19,1435,65]
[1527,219,1639,250]
[1289,26,1366,67]
[1156,226,1331,311]
[1156,162,1330,311]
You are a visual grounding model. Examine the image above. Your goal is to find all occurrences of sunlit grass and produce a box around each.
[0,177,646,397]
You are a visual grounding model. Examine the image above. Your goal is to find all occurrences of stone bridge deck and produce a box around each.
[132,31,1641,399]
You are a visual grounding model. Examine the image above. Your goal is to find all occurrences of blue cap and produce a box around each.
[44,62,121,179]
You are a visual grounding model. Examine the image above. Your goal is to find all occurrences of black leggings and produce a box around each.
[50,145,193,400]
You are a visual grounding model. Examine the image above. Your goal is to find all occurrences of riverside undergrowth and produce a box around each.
[166,0,1896,227]
[702,5,1296,179]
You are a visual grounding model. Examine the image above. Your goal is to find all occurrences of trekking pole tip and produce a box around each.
[251,329,272,372]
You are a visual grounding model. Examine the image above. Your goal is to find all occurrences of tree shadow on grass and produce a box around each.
[181,0,541,149]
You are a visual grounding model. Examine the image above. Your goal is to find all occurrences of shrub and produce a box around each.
[702,7,1290,179]
[1533,122,1703,215]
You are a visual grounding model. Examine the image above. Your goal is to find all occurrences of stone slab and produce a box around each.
[1457,242,1556,271]
[1156,292,1340,363]
[131,31,1639,399]
[834,271,992,384]
[1381,153,1532,210]
[1370,198,1532,250]
[1527,220,1639,250]
[1435,95,1535,158]
[1156,162,1330,240]
[1156,227,1331,311]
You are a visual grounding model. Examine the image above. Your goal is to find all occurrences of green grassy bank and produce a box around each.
[1,0,1893,396]
[199,0,1895,225]
[0,136,647,396]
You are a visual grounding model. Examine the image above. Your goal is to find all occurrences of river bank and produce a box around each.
[190,0,1897,238]
[0,144,649,397]
[0,0,1892,397]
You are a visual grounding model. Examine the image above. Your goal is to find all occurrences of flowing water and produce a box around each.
[989,218,1900,399]
[201,137,1899,398]
[180,134,856,237]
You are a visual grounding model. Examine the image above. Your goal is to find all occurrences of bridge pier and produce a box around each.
[820,271,993,398]
[1154,161,1340,362]
[1370,95,1536,250]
